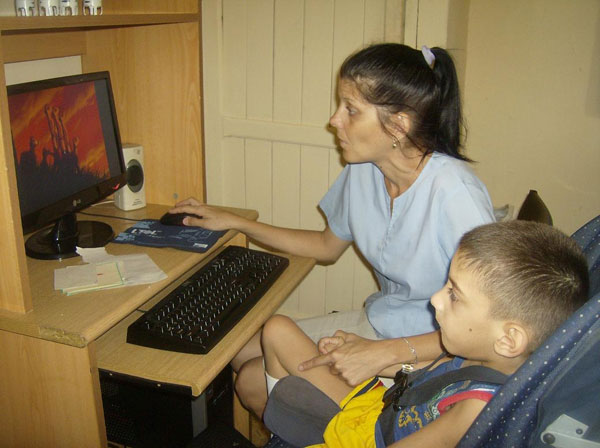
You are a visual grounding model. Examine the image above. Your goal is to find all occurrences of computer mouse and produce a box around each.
[159,212,202,226]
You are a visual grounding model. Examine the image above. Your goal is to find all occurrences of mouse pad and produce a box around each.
[113,220,227,253]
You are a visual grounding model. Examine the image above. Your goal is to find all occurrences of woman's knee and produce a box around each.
[236,357,264,389]
[235,357,268,414]
[231,329,262,372]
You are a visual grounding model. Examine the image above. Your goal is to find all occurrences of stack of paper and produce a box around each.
[54,248,168,295]
[55,261,125,295]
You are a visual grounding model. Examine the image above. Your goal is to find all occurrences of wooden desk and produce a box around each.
[0,204,315,447]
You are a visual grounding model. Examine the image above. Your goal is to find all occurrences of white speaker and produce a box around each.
[115,143,146,211]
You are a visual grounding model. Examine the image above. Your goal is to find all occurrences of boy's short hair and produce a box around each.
[457,221,589,351]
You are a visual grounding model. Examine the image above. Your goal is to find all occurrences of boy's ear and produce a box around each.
[494,323,530,358]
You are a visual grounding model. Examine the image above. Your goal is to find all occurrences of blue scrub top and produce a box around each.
[319,153,494,338]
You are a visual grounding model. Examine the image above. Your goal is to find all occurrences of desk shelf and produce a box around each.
[96,252,315,396]
[0,13,199,32]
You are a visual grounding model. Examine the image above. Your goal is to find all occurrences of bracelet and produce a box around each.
[400,363,415,373]
[401,337,418,365]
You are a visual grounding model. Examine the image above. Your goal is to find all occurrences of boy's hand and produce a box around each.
[317,330,348,354]
[298,332,389,386]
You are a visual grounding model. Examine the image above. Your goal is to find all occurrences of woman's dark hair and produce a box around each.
[339,43,468,160]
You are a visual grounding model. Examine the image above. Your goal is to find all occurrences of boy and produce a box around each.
[259,221,589,447]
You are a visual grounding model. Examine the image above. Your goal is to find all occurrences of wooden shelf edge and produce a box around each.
[96,254,316,396]
[0,13,199,32]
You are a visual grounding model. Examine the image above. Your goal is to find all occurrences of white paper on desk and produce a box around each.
[76,246,118,264]
[54,263,97,290]
[76,247,167,285]
[117,253,167,285]
[61,261,126,295]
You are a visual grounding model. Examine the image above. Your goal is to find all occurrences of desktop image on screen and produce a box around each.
[7,71,127,260]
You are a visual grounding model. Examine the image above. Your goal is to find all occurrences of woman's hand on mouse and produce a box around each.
[171,197,245,231]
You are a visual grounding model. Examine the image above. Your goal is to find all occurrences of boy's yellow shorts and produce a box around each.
[307,378,385,448]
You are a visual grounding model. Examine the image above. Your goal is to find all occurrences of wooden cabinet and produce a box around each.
[0,6,316,444]
[0,2,209,446]
[0,0,205,315]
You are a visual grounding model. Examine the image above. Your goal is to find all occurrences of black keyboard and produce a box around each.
[126,246,289,354]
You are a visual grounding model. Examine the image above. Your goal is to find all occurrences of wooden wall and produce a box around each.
[203,0,405,318]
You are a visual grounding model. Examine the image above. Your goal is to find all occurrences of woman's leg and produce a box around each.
[235,356,269,417]
[231,330,270,418]
[231,329,262,372]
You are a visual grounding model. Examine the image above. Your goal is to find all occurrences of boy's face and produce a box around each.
[431,253,500,360]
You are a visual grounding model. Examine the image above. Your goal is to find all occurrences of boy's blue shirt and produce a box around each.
[374,357,502,446]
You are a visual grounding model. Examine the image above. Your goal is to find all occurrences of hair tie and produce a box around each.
[421,45,435,69]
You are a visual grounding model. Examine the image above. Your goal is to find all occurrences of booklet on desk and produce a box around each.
[112,220,227,253]
[55,261,126,295]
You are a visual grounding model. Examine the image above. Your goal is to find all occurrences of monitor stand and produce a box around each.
[25,213,114,260]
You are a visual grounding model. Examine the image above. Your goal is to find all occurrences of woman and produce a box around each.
[169,43,495,417]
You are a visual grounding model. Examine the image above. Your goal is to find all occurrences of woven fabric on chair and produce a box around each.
[571,215,600,296]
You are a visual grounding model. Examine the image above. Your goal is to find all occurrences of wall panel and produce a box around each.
[205,0,404,318]
[298,145,331,317]
[331,0,366,114]
[273,0,304,123]
[384,0,405,42]
[364,0,386,43]
[245,139,273,225]
[302,0,335,126]
[202,0,225,204]
[222,137,246,209]
[272,143,301,311]
[246,0,274,121]
[222,0,247,118]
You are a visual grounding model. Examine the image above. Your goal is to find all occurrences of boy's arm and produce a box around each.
[387,398,487,447]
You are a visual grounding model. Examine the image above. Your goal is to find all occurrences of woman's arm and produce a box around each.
[299,331,444,385]
[170,197,351,263]
[387,398,487,447]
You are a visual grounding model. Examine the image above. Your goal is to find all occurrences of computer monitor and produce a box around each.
[7,71,127,260]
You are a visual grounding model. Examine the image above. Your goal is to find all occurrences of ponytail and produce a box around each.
[430,47,467,160]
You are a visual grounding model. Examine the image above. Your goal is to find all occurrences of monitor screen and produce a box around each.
[7,71,126,260]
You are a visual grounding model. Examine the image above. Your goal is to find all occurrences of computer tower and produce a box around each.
[100,365,254,448]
